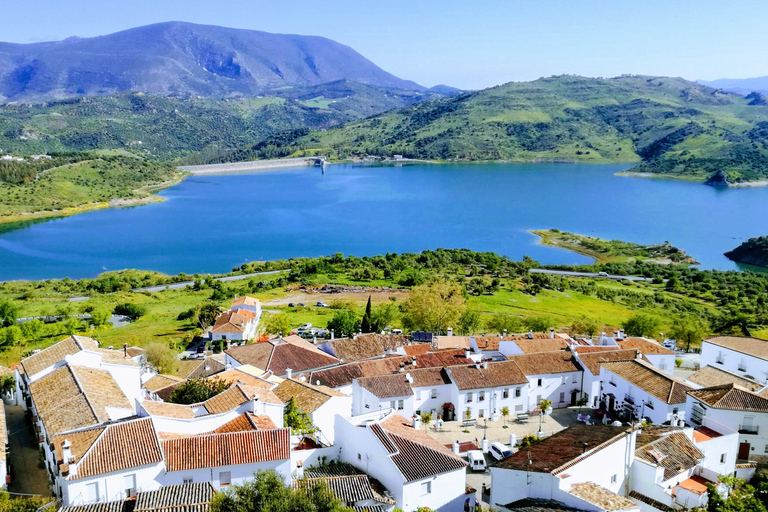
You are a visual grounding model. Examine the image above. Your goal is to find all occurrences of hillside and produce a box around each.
[0,83,443,160]
[0,22,422,101]
[296,75,768,183]
[699,76,768,95]
[725,236,768,268]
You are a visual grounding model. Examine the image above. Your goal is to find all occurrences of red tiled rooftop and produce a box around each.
[677,475,711,495]
[692,426,722,443]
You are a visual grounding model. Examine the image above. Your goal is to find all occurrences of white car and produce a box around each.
[467,450,486,471]
[299,323,312,330]
[489,442,513,461]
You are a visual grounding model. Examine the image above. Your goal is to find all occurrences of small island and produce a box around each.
[531,229,700,265]
[725,236,768,268]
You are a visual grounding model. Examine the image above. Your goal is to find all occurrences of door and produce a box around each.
[570,390,578,406]
[608,395,615,413]
[739,442,751,460]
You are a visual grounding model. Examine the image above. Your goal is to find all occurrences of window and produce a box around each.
[537,379,543,387]
[431,389,438,399]
[183,477,194,484]
[479,391,485,402]
[559,392,565,403]
[515,387,521,398]
[561,376,567,385]
[123,474,136,497]
[397,400,404,410]
[421,481,432,495]
[611,474,617,484]
[721,454,727,463]
[358,453,362,460]
[609,375,616,386]
[645,400,654,410]
[572,375,578,383]
[502,388,509,399]
[220,471,232,486]
[467,392,473,403]
[85,482,99,503]
[739,359,747,372]
[672,407,679,415]
[479,409,484,418]
[390,401,396,409]
[716,351,725,364]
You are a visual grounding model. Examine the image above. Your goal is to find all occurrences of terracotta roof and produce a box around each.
[704,336,768,360]
[688,383,768,411]
[577,349,640,375]
[134,483,215,512]
[328,334,411,362]
[211,310,255,334]
[512,338,569,354]
[231,296,260,308]
[507,352,582,376]
[692,426,722,443]
[402,344,432,356]
[635,431,703,480]
[273,378,346,413]
[602,360,691,404]
[144,374,184,392]
[21,335,97,376]
[380,413,456,455]
[568,482,637,511]
[204,368,273,389]
[202,385,250,414]
[52,425,106,468]
[379,428,467,481]
[226,337,340,376]
[628,491,675,512]
[126,346,145,358]
[432,336,472,350]
[176,358,225,380]
[30,364,131,437]
[447,361,528,390]
[307,356,415,389]
[161,428,290,471]
[59,502,131,512]
[617,337,674,355]
[574,346,621,353]
[497,425,631,473]
[409,367,452,388]
[357,374,413,399]
[414,349,473,367]
[74,418,163,479]
[677,475,711,496]
[687,366,762,392]
[140,400,195,419]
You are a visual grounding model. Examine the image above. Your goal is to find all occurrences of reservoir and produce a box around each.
[1,162,768,281]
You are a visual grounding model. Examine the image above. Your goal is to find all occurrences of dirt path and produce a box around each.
[262,288,409,306]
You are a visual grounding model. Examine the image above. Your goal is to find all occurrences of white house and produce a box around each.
[490,424,638,511]
[616,338,676,373]
[210,310,258,342]
[686,383,768,463]
[599,359,691,425]
[230,296,262,319]
[335,411,468,512]
[575,348,640,409]
[701,336,768,384]
[273,377,352,445]
[685,365,763,392]
[444,361,529,421]
[508,352,584,410]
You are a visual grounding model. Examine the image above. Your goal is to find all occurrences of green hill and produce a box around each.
[297,75,768,183]
[725,236,768,268]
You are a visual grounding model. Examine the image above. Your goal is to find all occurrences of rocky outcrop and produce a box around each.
[725,236,768,268]
[705,170,731,187]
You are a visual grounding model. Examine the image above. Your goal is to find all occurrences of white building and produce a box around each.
[444,361,529,421]
[599,359,691,424]
[615,337,676,373]
[575,348,641,409]
[335,411,468,512]
[210,310,258,342]
[230,296,262,319]
[490,424,638,511]
[273,377,352,445]
[225,335,340,377]
[701,336,768,384]
[509,352,584,410]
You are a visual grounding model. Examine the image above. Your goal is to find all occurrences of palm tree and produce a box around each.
[501,406,510,425]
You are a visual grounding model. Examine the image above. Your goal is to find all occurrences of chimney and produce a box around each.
[527,330,533,339]
[286,368,293,380]
[482,361,488,369]
[453,440,460,455]
[447,327,453,337]
[464,349,471,359]
[502,330,507,337]
[123,343,127,358]
[226,362,232,370]
[549,328,554,339]
[62,439,73,463]
[582,442,588,454]
[405,372,413,383]
[316,380,321,386]
[331,330,335,340]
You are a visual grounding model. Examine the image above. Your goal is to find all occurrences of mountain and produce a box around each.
[0,22,423,101]
[0,82,444,160]
[295,75,768,184]
[698,77,768,96]
[725,236,768,268]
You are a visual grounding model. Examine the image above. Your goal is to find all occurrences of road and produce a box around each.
[6,405,53,497]
[68,270,285,301]
[529,268,655,282]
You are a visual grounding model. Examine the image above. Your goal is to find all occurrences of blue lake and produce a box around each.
[1,162,768,281]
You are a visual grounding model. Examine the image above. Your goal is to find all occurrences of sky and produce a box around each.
[5,0,768,90]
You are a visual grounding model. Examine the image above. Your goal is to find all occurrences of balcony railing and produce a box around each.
[739,425,759,435]
[716,359,724,365]
[738,365,747,372]
[624,394,635,405]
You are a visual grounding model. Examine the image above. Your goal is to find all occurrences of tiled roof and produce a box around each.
[59,502,132,512]
[307,356,415,389]
[231,296,260,308]
[635,431,703,480]
[94,348,139,367]
[677,475,711,496]
[502,498,582,512]
[211,310,256,334]
[204,367,273,389]
[295,475,387,505]
[202,385,250,414]
[704,336,768,360]
[52,426,106,467]
[617,337,674,355]
[577,349,640,375]
[273,378,346,413]
[357,374,414,399]
[226,337,340,376]
[380,413,455,455]
[126,346,145,358]
[143,374,183,392]
[161,428,290,471]
[602,360,691,404]
[134,483,215,512]
[140,400,195,419]
[688,383,768,411]
[305,462,365,478]
[512,338,569,354]
[402,344,432,356]
[432,336,472,350]
[30,364,131,437]
[413,349,473,367]
[573,346,620,353]
[497,425,631,473]
[628,491,675,512]
[568,482,637,511]
[21,335,97,376]
[508,352,582,376]
[328,334,411,362]
[409,367,452,388]
[474,333,553,351]
[447,361,528,390]
[386,429,467,481]
[75,418,163,479]
[224,342,273,369]
[687,366,762,391]
[176,358,225,380]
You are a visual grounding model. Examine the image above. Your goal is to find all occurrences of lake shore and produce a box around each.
[179,157,318,175]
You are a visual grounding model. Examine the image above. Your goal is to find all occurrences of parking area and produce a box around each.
[6,405,52,497]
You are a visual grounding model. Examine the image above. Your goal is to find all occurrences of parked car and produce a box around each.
[298,303,306,307]
[597,271,609,277]
[288,303,296,307]
[300,323,312,330]
[489,442,513,461]
[316,301,328,307]
[391,328,403,335]
[467,450,486,471]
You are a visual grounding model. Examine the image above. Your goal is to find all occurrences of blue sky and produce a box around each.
[6,0,767,89]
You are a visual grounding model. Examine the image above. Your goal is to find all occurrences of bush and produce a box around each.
[114,302,148,320]
[675,358,683,368]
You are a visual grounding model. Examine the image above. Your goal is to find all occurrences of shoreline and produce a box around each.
[179,157,322,175]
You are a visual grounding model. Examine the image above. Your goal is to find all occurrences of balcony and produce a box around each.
[738,365,747,372]
[716,359,724,365]
[624,394,635,405]
[739,425,759,435]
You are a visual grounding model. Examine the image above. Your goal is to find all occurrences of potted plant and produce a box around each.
[540,399,552,415]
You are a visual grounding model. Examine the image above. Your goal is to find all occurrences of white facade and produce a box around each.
[701,340,768,384]
[599,367,684,425]
[310,395,352,445]
[525,371,583,411]
[164,458,290,490]
[59,463,164,505]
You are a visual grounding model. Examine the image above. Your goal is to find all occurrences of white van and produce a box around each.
[467,450,486,471]
[489,442,513,461]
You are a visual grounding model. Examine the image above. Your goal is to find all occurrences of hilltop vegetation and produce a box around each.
[294,75,768,183]
[725,236,768,268]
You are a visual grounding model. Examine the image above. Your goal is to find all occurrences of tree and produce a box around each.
[114,302,148,320]
[665,275,683,293]
[196,303,223,330]
[145,342,180,374]
[420,412,432,432]
[327,310,360,338]
[0,375,14,397]
[570,316,600,337]
[458,310,482,335]
[524,316,553,333]
[501,406,510,425]
[669,315,709,351]
[621,314,661,338]
[210,470,348,512]
[19,319,43,341]
[707,475,766,512]
[90,309,111,327]
[63,317,82,335]
[264,313,293,336]
[0,301,19,328]
[360,296,373,334]
[0,494,54,512]
[402,280,465,334]
[486,313,522,335]
[369,303,399,333]
[284,397,317,434]
[169,378,229,405]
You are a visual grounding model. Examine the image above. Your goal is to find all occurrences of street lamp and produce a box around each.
[483,418,488,440]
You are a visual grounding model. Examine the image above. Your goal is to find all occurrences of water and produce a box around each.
[2,162,768,281]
